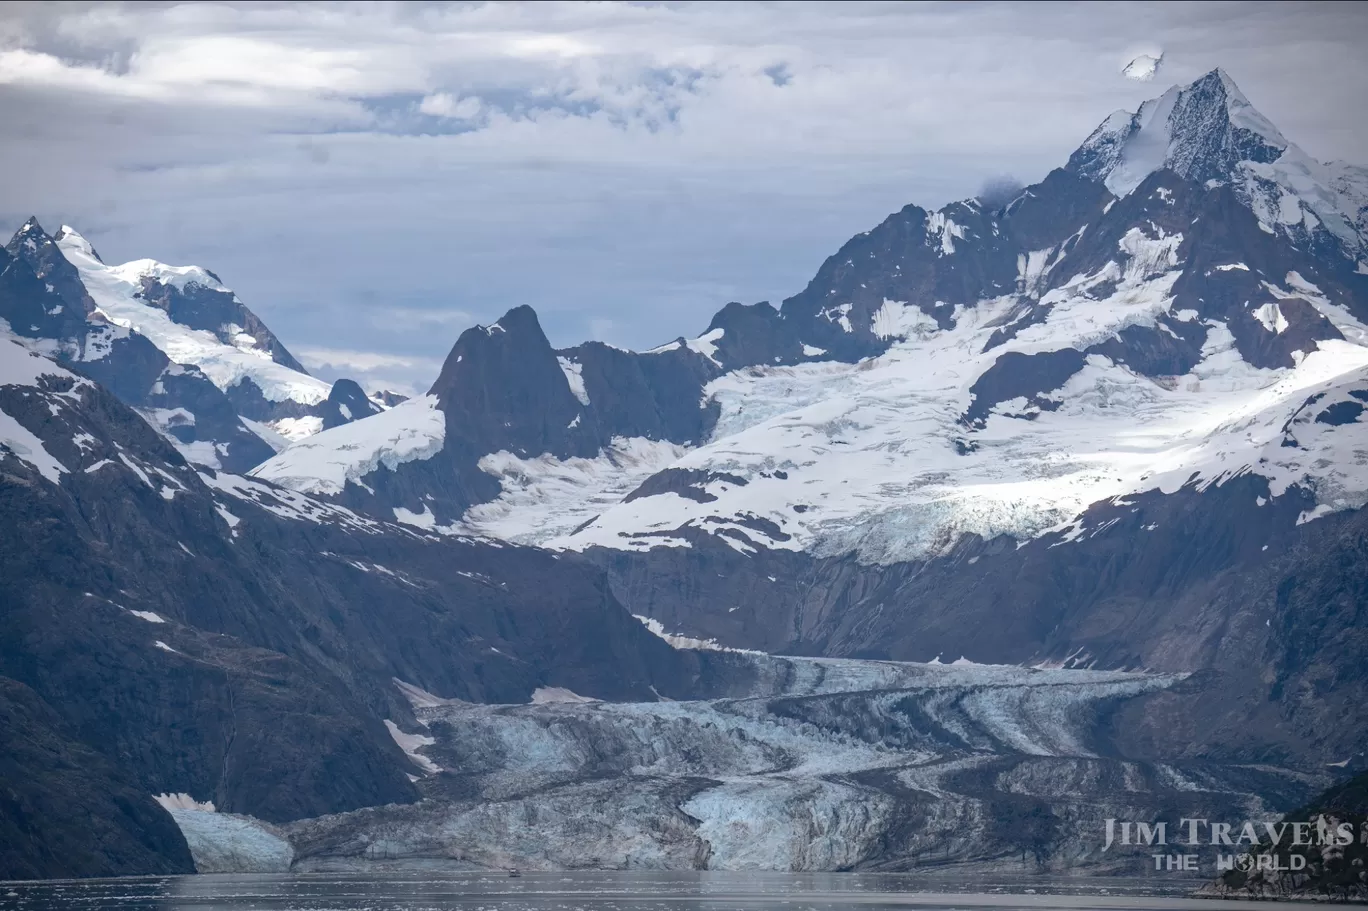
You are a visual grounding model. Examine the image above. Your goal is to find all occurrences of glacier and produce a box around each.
[253,651,1315,874]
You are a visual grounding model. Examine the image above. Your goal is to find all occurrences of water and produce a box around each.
[0,872,1273,911]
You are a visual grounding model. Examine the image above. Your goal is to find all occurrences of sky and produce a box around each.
[1,2,1366,395]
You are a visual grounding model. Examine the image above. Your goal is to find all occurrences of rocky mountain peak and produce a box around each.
[428,304,597,459]
[2,218,97,341]
[1068,68,1289,197]
[320,378,382,430]
[9,216,47,245]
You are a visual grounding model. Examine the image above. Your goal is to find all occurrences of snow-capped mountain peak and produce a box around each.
[1068,68,1287,197]
[54,226,330,408]
[1069,69,1366,263]
[2,219,391,472]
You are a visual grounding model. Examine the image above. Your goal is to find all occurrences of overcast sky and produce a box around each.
[2,1,1366,394]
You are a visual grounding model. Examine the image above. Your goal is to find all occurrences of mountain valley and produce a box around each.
[1,67,1366,880]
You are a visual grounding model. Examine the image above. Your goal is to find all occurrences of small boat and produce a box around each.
[507,868,521,878]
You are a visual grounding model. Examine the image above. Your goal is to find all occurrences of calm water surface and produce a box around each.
[0,871,1288,911]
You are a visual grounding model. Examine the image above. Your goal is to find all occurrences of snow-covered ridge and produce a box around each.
[217,69,1368,564]
[109,259,229,295]
[55,227,330,407]
[249,394,445,496]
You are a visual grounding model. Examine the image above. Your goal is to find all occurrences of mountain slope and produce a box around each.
[1202,769,1368,899]
[0,330,729,878]
[0,676,195,880]
[6,65,1368,880]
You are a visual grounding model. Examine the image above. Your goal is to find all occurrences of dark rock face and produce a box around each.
[697,300,802,370]
[624,468,748,505]
[962,349,1086,426]
[3,218,95,342]
[0,676,195,880]
[562,340,719,445]
[1067,70,1287,190]
[775,168,1113,363]
[431,305,602,461]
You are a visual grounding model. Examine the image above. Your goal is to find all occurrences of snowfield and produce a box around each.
[458,436,688,544]
[536,264,1368,564]
[249,394,445,496]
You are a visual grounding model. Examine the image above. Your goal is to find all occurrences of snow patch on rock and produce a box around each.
[384,720,441,774]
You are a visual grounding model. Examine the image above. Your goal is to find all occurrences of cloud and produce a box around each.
[295,346,444,397]
[1122,52,1165,82]
[418,92,482,120]
[1,2,1365,369]
[975,175,1025,210]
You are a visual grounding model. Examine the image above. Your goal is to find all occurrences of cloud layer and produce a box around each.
[2,1,1365,392]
